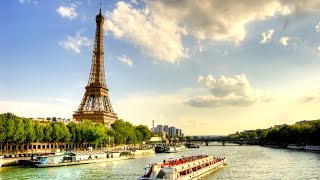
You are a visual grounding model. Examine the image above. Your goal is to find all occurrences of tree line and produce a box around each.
[0,113,152,147]
[228,119,320,146]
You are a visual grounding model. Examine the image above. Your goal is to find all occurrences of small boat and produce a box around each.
[165,147,177,153]
[185,143,200,148]
[155,145,167,153]
[287,144,305,150]
[31,150,133,167]
[304,145,320,151]
[137,155,226,180]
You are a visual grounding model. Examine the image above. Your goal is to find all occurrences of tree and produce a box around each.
[52,123,62,142]
[43,124,53,142]
[34,122,44,142]
[0,114,6,143]
[24,119,36,143]
[0,114,6,154]
[185,136,192,142]
[59,122,71,142]
[67,123,77,142]
[14,117,25,143]
[111,119,137,144]
[5,113,16,144]
[135,125,152,142]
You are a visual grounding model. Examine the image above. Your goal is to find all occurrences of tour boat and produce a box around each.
[137,155,226,180]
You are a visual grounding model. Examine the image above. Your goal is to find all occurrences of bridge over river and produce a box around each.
[188,136,259,146]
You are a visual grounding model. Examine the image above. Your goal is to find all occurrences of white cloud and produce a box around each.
[279,36,289,46]
[315,22,320,32]
[117,54,133,67]
[104,1,187,63]
[187,74,272,108]
[147,0,291,43]
[56,5,78,20]
[104,1,320,62]
[19,0,38,4]
[130,0,137,5]
[260,29,274,44]
[59,33,91,53]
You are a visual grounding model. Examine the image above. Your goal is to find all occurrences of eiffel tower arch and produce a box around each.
[73,6,118,126]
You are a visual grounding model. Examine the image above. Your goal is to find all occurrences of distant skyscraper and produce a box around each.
[169,126,176,137]
[163,125,169,133]
[156,125,163,132]
[176,129,182,137]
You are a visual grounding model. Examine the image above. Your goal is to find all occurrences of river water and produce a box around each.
[0,145,319,180]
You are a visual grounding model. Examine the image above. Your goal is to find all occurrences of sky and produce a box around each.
[1,0,320,135]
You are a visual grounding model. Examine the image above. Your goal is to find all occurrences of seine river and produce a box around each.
[0,145,319,180]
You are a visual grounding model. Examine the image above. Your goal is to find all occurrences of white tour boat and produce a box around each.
[137,155,226,180]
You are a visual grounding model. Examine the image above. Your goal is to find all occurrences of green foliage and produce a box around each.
[112,119,137,144]
[0,115,6,142]
[0,113,153,146]
[34,122,44,142]
[43,124,53,142]
[135,125,152,142]
[5,113,16,143]
[24,119,36,142]
[14,117,25,143]
[67,123,77,142]
[229,120,320,146]
[185,136,192,141]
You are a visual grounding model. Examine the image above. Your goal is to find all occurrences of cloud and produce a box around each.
[56,5,78,20]
[19,0,38,4]
[260,29,274,44]
[104,1,320,62]
[117,54,133,67]
[147,0,291,43]
[187,74,272,108]
[316,22,320,32]
[130,0,138,5]
[104,1,188,63]
[279,36,289,46]
[298,90,320,103]
[59,33,91,53]
[299,96,317,103]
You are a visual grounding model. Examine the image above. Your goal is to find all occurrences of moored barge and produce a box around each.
[31,150,133,167]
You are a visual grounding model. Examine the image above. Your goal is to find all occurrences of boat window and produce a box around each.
[156,170,165,178]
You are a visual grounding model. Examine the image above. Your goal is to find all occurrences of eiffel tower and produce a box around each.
[73,6,118,126]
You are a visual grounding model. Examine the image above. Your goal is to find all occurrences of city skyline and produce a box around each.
[1,1,320,135]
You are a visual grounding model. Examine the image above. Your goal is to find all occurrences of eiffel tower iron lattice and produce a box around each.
[73,6,118,126]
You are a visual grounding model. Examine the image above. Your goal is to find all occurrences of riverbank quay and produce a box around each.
[260,144,320,152]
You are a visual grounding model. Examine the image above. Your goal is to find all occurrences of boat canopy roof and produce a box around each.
[149,137,162,142]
